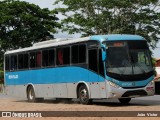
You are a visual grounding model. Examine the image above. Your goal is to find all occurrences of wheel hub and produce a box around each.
[80,89,88,101]
[29,90,33,100]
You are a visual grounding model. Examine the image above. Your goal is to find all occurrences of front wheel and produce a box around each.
[118,98,131,104]
[27,86,36,103]
[78,85,92,105]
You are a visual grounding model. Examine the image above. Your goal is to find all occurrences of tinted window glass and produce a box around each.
[63,47,70,65]
[5,56,10,71]
[128,41,148,49]
[71,44,86,64]
[36,51,41,67]
[11,55,17,71]
[18,54,23,69]
[71,45,78,64]
[23,53,29,69]
[48,49,55,66]
[56,48,63,65]
[30,52,36,68]
[89,49,98,73]
[42,50,48,67]
[79,45,86,63]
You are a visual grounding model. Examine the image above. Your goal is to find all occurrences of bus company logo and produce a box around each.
[131,82,136,87]
[2,112,11,117]
[122,82,135,87]
[8,75,18,79]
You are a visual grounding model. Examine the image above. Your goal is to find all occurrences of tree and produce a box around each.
[0,70,4,84]
[0,0,61,69]
[0,0,60,50]
[54,0,160,48]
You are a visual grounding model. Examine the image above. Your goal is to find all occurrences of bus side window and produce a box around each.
[63,47,70,65]
[36,51,42,68]
[23,53,29,69]
[88,49,98,73]
[71,45,78,64]
[48,49,55,66]
[11,55,17,71]
[71,44,86,64]
[56,48,63,65]
[36,51,42,67]
[42,50,48,67]
[5,56,10,71]
[79,45,86,63]
[18,54,23,69]
[42,49,55,67]
[30,52,36,68]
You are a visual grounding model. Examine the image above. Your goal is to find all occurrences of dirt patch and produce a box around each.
[0,95,160,120]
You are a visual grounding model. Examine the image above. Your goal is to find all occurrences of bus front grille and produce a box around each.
[122,90,147,97]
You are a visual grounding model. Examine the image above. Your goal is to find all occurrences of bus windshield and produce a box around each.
[104,40,153,81]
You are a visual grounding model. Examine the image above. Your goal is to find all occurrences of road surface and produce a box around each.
[0,93,160,120]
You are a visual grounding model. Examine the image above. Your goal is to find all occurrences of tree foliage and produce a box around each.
[0,0,60,51]
[54,0,160,48]
[0,70,4,84]
[0,0,61,69]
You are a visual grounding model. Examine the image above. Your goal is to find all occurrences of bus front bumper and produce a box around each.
[106,80,155,98]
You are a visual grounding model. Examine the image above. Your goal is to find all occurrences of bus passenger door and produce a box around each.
[98,49,106,98]
[88,48,100,98]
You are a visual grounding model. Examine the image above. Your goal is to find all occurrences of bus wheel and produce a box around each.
[118,98,131,104]
[27,86,36,103]
[78,85,92,105]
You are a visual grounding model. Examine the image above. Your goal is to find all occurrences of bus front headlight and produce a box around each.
[108,81,120,88]
[146,81,154,92]
[147,81,154,86]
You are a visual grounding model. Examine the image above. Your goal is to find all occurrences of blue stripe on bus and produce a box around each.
[106,75,154,88]
[5,66,105,85]
[5,66,153,87]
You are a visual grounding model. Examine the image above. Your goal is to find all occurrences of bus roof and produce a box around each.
[5,37,90,54]
[5,34,145,54]
[90,34,145,42]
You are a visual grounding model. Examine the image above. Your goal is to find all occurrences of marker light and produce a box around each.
[108,81,120,88]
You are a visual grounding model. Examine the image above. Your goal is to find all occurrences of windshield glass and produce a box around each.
[104,40,153,81]
[130,50,152,74]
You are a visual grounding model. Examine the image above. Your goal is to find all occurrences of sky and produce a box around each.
[21,0,160,58]
[20,0,80,39]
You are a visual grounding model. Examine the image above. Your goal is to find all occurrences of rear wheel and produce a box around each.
[118,98,131,104]
[78,85,92,105]
[27,86,36,103]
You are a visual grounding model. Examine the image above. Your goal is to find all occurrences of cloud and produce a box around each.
[20,0,55,10]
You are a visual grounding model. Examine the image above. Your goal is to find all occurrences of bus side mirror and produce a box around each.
[101,45,106,61]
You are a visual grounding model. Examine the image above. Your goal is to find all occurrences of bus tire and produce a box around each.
[27,86,36,103]
[118,98,131,104]
[78,85,92,105]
